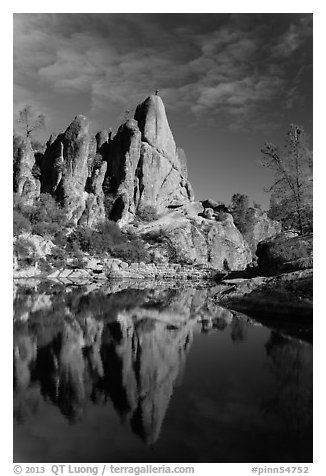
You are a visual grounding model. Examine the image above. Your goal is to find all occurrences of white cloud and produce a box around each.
[13,13,312,132]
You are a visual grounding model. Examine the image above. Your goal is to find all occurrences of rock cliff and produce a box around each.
[104,95,194,225]
[13,137,40,205]
[14,95,274,271]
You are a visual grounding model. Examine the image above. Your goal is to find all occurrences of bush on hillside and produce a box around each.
[13,193,69,238]
[13,209,31,235]
[67,220,149,263]
[137,206,160,222]
[13,237,38,268]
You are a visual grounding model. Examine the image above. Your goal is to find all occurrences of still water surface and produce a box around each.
[13,281,312,463]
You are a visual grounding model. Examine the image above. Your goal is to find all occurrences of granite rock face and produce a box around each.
[256,232,313,271]
[241,208,282,254]
[128,208,252,271]
[41,116,108,226]
[80,159,107,227]
[41,115,90,223]
[104,119,142,224]
[134,95,178,166]
[14,95,257,271]
[14,137,40,205]
[104,95,194,224]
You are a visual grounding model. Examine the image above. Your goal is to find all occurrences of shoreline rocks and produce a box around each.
[217,268,313,319]
[257,232,313,272]
[14,257,219,282]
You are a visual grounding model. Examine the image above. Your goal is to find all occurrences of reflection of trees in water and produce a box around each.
[230,316,249,343]
[264,332,312,444]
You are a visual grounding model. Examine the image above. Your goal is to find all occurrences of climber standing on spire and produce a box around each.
[155,89,159,95]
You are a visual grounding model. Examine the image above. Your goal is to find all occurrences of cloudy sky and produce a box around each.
[13,13,312,208]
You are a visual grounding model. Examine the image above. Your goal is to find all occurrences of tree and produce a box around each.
[261,124,313,235]
[230,193,250,234]
[16,105,45,139]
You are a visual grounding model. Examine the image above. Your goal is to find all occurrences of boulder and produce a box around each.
[219,268,313,320]
[240,208,282,254]
[201,198,228,212]
[131,209,252,271]
[256,232,313,271]
[203,207,214,219]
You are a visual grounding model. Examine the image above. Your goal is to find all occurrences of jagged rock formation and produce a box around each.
[135,96,194,212]
[37,96,194,227]
[104,119,142,224]
[40,116,110,226]
[13,137,40,204]
[41,115,90,223]
[14,95,259,271]
[104,96,194,225]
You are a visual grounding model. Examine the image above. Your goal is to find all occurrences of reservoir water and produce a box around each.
[13,281,312,463]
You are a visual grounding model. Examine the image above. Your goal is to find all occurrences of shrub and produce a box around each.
[29,194,68,234]
[70,256,88,269]
[13,237,37,267]
[47,246,67,269]
[13,209,31,235]
[230,193,250,234]
[67,220,150,263]
[38,258,52,273]
[13,193,69,239]
[137,206,160,222]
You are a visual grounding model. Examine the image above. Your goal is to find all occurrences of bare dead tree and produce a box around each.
[16,105,45,139]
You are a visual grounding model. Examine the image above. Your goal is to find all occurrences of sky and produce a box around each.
[13,13,313,209]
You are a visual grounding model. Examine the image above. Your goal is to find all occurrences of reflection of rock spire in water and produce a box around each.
[101,312,195,444]
[56,320,86,423]
[13,327,40,423]
[14,329,37,391]
[13,285,237,439]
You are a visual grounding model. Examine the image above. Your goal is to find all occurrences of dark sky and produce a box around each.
[13,13,312,209]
